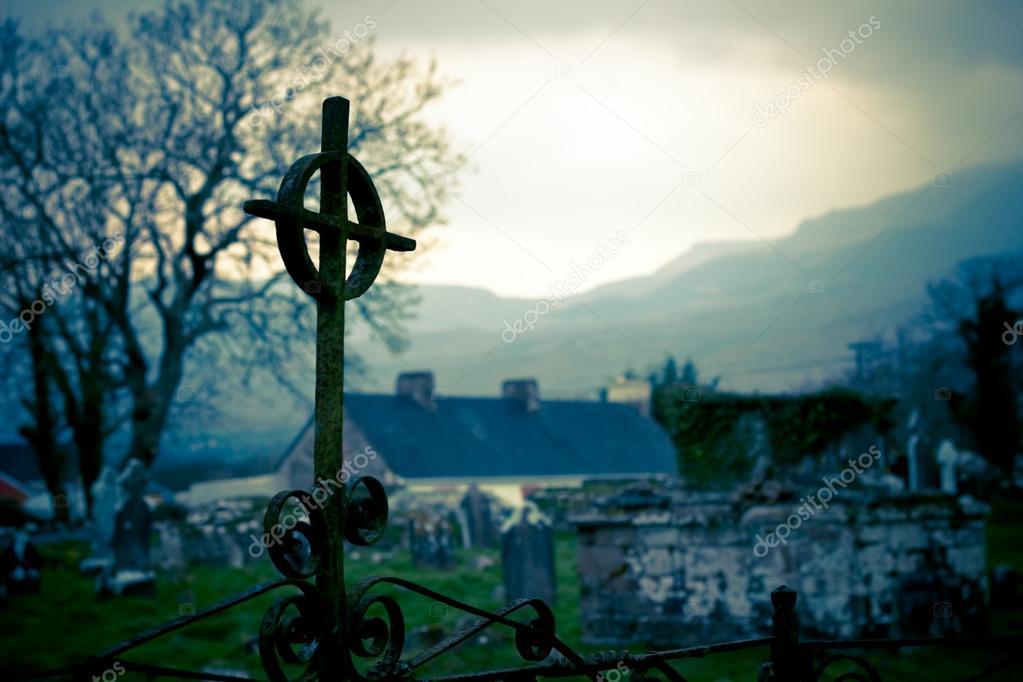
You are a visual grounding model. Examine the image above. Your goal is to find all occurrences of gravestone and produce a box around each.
[79,466,120,575]
[501,502,555,605]
[0,527,42,596]
[408,514,455,569]
[98,460,155,596]
[459,486,499,548]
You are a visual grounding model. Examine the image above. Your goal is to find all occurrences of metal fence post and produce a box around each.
[766,585,801,682]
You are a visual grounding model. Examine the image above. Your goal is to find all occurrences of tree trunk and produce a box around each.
[22,322,69,524]
[123,341,186,468]
[75,397,104,514]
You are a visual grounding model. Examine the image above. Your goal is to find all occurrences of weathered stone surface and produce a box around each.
[574,491,988,644]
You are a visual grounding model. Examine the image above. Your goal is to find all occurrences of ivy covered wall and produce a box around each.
[651,386,896,487]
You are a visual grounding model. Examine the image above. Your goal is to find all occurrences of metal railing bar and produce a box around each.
[960,651,1023,681]
[118,660,261,682]
[98,578,300,659]
[354,576,594,677]
[418,637,776,682]
[2,579,303,681]
[801,635,1023,651]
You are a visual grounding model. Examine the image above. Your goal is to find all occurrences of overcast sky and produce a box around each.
[6,0,1023,298]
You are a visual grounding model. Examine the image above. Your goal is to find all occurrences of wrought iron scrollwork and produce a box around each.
[259,581,327,682]
[253,471,596,681]
[348,591,408,679]
[263,490,327,580]
[342,575,594,681]
[345,476,389,546]
[513,598,556,662]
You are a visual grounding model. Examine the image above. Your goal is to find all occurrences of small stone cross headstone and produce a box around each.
[79,466,120,576]
[936,439,959,495]
[99,460,156,596]
[501,502,555,605]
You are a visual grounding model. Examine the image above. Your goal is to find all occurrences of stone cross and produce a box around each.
[936,439,959,495]
[906,409,921,492]
[244,96,415,678]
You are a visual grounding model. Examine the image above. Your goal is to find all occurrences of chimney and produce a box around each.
[396,371,435,410]
[605,377,652,418]
[502,378,540,413]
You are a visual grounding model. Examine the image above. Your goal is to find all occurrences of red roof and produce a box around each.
[0,472,30,505]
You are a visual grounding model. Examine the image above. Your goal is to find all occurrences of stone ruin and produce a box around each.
[151,499,264,570]
[572,482,989,646]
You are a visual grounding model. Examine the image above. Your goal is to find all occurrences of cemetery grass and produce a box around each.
[0,506,1021,681]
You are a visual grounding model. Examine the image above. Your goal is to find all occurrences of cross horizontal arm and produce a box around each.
[243,199,416,252]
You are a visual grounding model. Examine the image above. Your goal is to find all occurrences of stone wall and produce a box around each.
[573,491,988,645]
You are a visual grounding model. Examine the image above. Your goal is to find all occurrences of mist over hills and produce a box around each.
[350,160,1022,398]
[2,160,1020,470]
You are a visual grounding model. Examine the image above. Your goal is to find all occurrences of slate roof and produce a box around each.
[342,394,678,479]
[0,442,78,485]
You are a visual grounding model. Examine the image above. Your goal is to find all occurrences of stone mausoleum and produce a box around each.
[572,484,988,645]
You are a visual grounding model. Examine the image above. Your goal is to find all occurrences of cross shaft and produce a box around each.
[243,95,415,681]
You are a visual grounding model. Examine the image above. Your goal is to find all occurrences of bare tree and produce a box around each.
[0,0,460,506]
[0,18,133,514]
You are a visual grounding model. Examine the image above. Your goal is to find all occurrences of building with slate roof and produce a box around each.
[275,372,679,505]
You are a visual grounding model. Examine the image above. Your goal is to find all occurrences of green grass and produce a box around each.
[1,504,1021,681]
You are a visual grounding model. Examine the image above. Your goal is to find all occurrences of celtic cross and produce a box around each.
[243,96,414,680]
